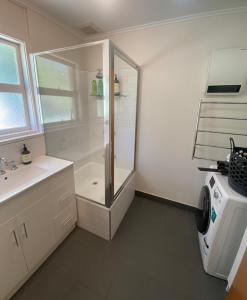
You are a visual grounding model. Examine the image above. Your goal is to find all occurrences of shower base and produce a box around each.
[74,162,131,205]
[76,167,135,240]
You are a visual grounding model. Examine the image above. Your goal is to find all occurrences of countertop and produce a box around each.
[0,155,73,206]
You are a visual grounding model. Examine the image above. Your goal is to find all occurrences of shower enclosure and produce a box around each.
[32,40,139,239]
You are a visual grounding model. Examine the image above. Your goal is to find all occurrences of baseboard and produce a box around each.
[135,190,199,213]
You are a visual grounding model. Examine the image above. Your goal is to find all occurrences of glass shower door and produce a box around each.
[33,42,109,206]
[113,51,138,197]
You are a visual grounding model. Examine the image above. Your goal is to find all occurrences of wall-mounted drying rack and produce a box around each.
[192,99,247,161]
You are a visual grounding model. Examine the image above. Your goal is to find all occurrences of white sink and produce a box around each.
[0,156,73,206]
[0,165,47,196]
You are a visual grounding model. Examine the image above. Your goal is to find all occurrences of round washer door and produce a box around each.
[196,185,211,235]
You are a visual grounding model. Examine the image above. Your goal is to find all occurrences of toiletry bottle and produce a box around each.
[97,79,103,97]
[21,144,32,165]
[114,74,120,96]
[91,80,97,96]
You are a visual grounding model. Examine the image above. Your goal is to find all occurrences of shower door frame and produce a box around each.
[105,40,140,208]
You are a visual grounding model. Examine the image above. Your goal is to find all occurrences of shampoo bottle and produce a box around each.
[91,80,97,96]
[97,79,103,97]
[114,74,120,96]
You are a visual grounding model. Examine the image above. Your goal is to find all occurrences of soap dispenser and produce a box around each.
[21,144,32,165]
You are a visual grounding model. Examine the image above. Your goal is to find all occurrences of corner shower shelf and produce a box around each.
[115,94,127,98]
[192,99,247,161]
[89,95,127,98]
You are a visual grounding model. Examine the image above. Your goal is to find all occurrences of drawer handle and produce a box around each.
[12,230,19,247]
[62,216,73,227]
[22,222,28,239]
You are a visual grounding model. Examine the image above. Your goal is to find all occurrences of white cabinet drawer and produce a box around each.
[51,184,75,216]
[57,194,75,213]
[54,201,77,242]
[49,166,74,190]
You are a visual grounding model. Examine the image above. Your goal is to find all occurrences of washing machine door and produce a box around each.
[196,186,211,235]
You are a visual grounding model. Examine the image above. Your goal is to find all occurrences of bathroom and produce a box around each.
[0,0,247,299]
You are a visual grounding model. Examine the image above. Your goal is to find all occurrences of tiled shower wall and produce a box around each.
[44,71,104,168]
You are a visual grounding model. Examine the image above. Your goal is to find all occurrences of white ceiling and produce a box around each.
[27,0,247,33]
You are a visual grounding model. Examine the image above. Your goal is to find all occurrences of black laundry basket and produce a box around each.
[228,137,247,197]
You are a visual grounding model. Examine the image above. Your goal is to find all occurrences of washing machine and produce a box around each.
[196,170,247,280]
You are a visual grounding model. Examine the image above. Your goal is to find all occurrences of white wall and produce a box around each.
[100,12,247,207]
[0,0,82,163]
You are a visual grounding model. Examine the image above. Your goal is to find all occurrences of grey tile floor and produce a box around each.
[12,197,227,300]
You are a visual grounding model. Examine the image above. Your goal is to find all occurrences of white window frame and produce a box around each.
[32,53,81,131]
[0,34,40,143]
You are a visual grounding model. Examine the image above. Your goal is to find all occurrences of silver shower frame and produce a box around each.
[104,40,140,207]
[31,39,140,209]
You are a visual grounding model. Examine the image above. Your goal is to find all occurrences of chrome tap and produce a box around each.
[8,160,18,170]
[0,158,6,175]
[0,158,18,175]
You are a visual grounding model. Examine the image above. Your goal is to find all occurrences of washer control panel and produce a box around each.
[213,186,222,206]
[214,188,221,201]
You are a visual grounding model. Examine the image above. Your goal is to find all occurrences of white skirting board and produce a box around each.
[76,173,135,240]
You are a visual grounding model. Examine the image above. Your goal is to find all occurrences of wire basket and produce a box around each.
[228,138,247,197]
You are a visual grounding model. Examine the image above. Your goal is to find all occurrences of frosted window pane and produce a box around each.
[36,57,74,91]
[0,93,26,130]
[40,95,76,124]
[0,43,20,85]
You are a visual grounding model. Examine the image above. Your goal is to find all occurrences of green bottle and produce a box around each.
[97,79,103,97]
[91,80,97,96]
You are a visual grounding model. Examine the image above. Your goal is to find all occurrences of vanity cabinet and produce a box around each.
[0,165,76,300]
[0,218,28,299]
[16,196,55,271]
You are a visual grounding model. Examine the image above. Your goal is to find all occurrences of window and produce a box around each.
[35,55,78,125]
[0,35,38,141]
